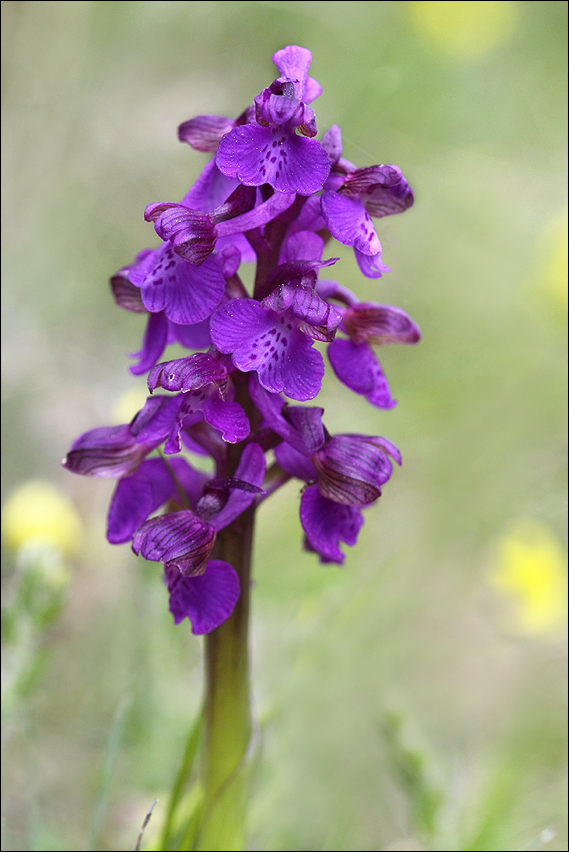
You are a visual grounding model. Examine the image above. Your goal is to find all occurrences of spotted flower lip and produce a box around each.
[165,560,241,635]
[216,123,330,195]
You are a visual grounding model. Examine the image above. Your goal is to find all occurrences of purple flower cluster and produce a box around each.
[63,46,418,634]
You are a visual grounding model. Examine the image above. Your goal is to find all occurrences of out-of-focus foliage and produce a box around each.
[2,2,566,850]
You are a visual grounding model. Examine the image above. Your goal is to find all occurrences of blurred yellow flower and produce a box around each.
[409,1,517,58]
[112,385,149,424]
[489,519,567,637]
[2,480,82,555]
[539,206,568,310]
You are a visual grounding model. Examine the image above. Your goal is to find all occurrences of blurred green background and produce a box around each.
[1,2,567,850]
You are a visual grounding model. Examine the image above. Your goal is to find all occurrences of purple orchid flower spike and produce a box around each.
[64,43,418,646]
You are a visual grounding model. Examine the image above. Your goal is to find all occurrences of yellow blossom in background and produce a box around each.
[537,206,568,311]
[2,480,82,556]
[408,1,518,59]
[112,385,149,424]
[113,384,149,423]
[489,519,568,637]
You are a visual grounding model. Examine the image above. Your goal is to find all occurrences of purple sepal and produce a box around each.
[275,441,318,481]
[248,376,325,455]
[130,395,184,445]
[165,560,240,634]
[328,338,397,409]
[312,435,395,506]
[144,203,217,266]
[130,311,169,376]
[300,484,364,564]
[107,457,207,544]
[132,510,216,576]
[216,124,330,195]
[110,275,146,313]
[342,166,414,217]
[62,424,153,478]
[342,303,421,345]
[178,115,237,152]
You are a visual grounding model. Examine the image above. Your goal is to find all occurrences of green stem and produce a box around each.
[194,503,256,851]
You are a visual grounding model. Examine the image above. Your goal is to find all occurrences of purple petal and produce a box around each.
[300,484,364,564]
[328,339,397,409]
[63,425,150,478]
[141,244,225,324]
[237,316,324,401]
[107,457,207,544]
[165,560,240,634]
[130,311,169,376]
[212,443,266,530]
[341,433,402,467]
[129,395,183,442]
[178,115,236,152]
[132,510,216,576]
[216,124,330,195]
[248,376,324,453]
[180,159,241,213]
[321,191,382,255]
